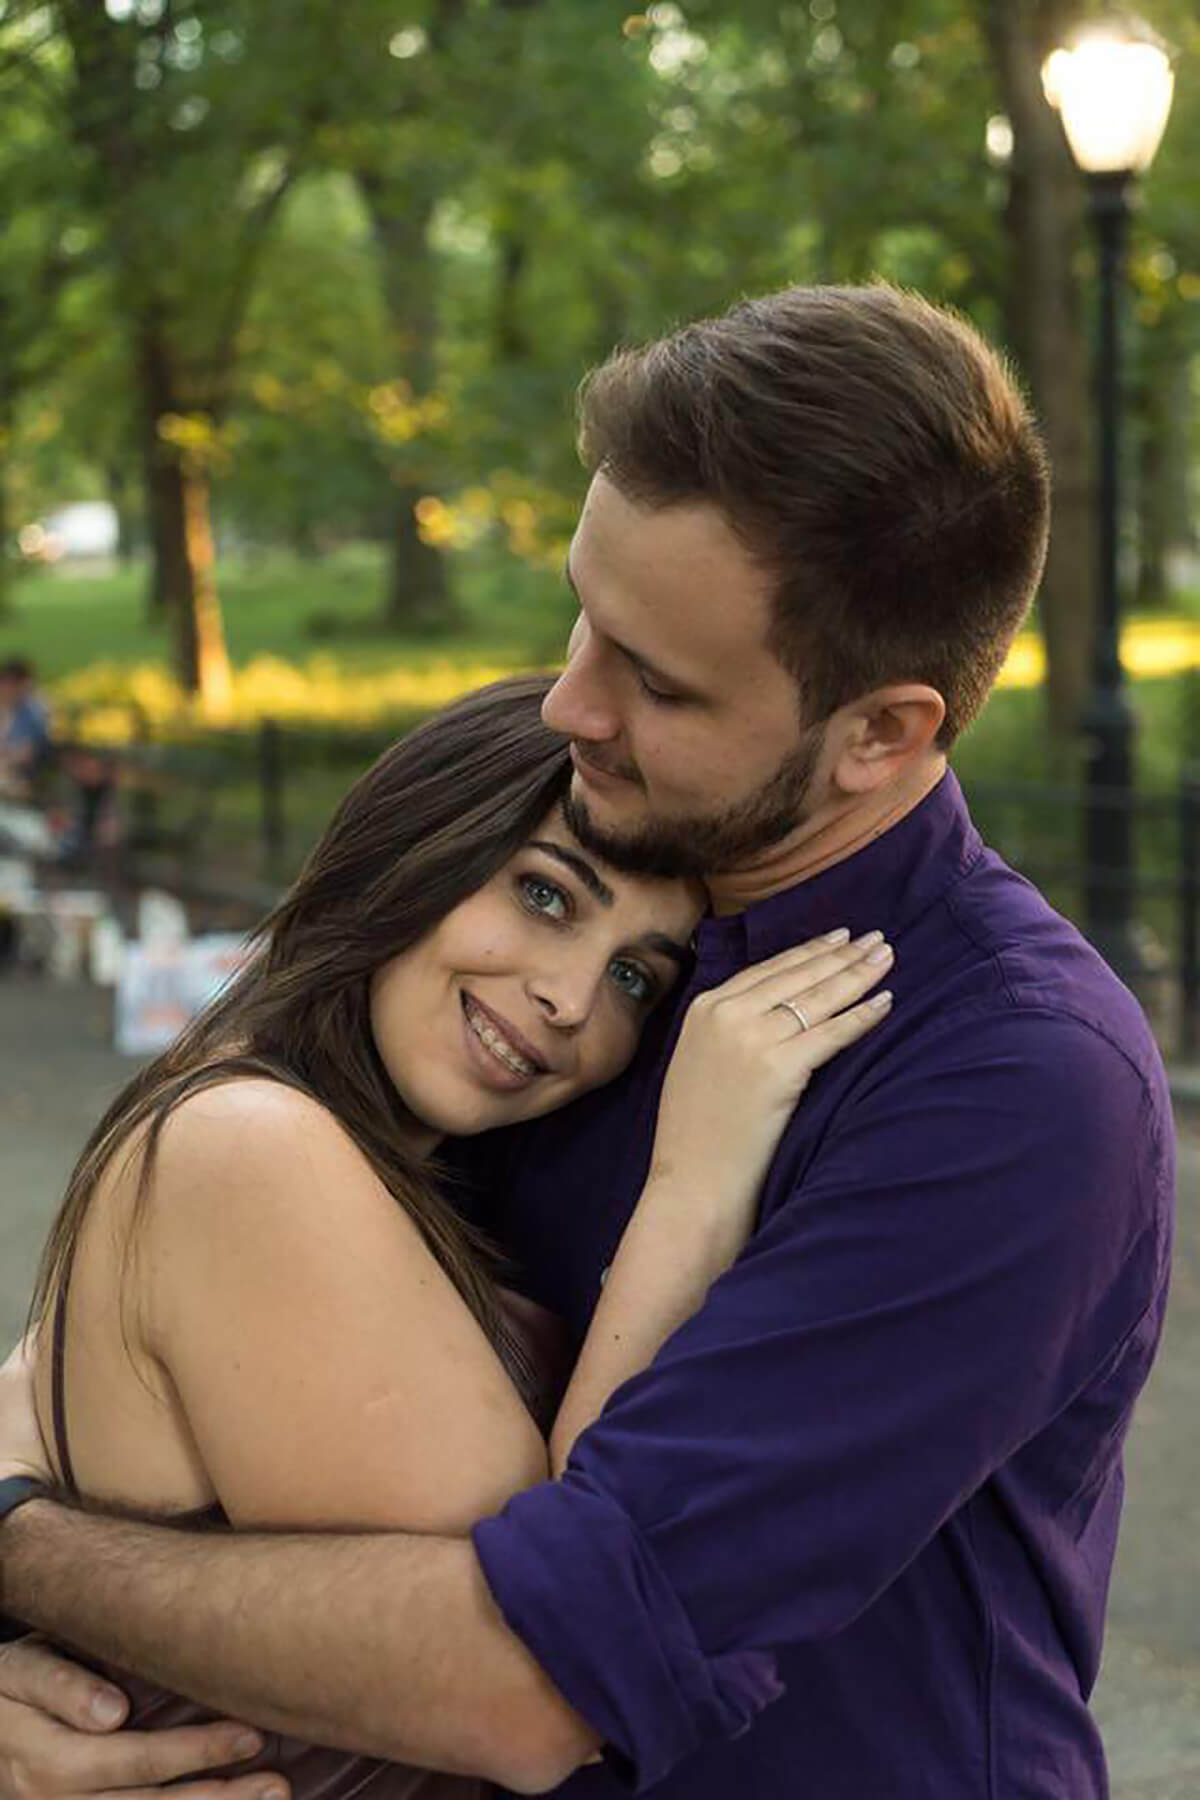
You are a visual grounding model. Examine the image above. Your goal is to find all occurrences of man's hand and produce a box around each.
[0,1640,285,1800]
[0,1338,49,1484]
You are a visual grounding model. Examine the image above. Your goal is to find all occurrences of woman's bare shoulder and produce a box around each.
[136,1075,402,1258]
[154,1075,362,1176]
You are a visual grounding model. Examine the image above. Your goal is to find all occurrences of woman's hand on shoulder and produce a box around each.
[651,929,894,1210]
[139,1079,547,1535]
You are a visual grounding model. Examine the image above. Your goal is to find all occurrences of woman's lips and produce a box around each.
[460,993,546,1089]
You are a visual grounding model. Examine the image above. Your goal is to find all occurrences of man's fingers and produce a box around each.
[102,1780,289,1800]
[72,1722,268,1791]
[0,1640,128,1732]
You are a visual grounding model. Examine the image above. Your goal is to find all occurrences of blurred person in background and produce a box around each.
[0,659,54,799]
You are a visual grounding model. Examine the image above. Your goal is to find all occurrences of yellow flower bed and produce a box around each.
[53,654,536,741]
[995,618,1199,691]
[46,617,1198,741]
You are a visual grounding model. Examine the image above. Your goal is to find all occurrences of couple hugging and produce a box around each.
[0,283,1174,1800]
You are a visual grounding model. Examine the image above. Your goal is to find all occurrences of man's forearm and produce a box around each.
[0,1499,596,1792]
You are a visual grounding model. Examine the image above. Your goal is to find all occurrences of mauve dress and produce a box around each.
[50,1261,572,1800]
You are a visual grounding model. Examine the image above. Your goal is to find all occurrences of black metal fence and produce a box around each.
[963,773,1200,1058]
[62,715,1200,1060]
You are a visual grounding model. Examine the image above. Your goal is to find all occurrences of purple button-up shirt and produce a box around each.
[467,772,1174,1798]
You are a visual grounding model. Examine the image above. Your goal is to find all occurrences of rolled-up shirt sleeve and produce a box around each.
[473,1010,1169,1789]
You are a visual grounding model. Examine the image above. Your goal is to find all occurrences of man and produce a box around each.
[0,285,1174,1798]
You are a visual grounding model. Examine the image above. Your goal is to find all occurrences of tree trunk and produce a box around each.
[388,484,457,631]
[495,229,531,360]
[0,470,10,622]
[142,381,172,617]
[106,461,138,567]
[358,171,460,633]
[138,323,233,711]
[0,381,16,620]
[982,0,1095,760]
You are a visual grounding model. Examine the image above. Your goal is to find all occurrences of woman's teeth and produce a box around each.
[464,997,538,1077]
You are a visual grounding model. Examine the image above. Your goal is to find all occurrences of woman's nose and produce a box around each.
[527,960,604,1031]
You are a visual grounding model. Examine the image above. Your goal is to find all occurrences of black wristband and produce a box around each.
[0,1479,50,1642]
[0,1476,51,1529]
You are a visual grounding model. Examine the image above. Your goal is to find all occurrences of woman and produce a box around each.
[28,676,894,1797]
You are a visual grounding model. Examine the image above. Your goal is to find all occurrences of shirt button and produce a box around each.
[599,1264,611,1288]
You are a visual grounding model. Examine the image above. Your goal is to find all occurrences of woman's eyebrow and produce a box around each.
[637,932,690,968]
[526,840,693,964]
[526,840,615,905]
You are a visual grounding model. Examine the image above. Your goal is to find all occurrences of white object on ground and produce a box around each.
[137,888,189,950]
[115,933,252,1055]
[89,914,125,986]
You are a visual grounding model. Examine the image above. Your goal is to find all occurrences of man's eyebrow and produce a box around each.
[563,556,689,694]
[526,840,615,906]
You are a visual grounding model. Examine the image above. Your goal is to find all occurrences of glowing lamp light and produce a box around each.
[1041,27,1174,175]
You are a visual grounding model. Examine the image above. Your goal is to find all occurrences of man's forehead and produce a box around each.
[569,478,775,663]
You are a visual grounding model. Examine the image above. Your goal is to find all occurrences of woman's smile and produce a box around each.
[461,991,552,1089]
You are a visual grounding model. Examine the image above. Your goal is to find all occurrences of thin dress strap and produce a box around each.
[50,1247,80,1496]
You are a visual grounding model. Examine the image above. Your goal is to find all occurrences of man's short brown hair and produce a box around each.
[577,283,1050,747]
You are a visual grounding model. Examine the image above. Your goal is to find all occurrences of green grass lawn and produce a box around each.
[0,542,574,681]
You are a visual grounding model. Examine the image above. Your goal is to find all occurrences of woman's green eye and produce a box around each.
[608,958,655,1005]
[519,874,569,920]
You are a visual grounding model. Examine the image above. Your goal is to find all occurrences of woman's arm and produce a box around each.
[135,1079,547,1534]
[549,931,892,1472]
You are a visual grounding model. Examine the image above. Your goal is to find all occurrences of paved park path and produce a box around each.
[1,971,1198,1795]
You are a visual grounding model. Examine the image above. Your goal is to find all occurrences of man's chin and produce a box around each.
[562,786,710,880]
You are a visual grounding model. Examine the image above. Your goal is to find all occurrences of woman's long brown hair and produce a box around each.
[30,675,572,1378]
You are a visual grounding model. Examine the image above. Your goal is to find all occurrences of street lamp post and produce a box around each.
[1042,22,1174,982]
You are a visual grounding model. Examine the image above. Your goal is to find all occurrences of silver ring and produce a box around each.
[773,998,811,1032]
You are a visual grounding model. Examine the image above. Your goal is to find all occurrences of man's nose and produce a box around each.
[542,617,622,743]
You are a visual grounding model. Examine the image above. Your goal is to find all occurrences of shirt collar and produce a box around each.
[693,770,981,973]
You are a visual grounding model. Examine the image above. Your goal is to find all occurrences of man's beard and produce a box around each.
[562,726,825,879]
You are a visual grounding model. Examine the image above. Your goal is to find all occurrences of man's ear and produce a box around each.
[829,685,946,795]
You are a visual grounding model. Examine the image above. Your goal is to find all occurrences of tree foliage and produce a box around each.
[1,0,1196,736]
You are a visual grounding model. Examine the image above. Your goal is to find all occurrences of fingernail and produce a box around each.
[233,1731,264,1758]
[855,929,884,949]
[871,990,894,1008]
[867,942,893,964]
[91,1690,126,1726]
[823,927,850,944]
[257,1785,289,1800]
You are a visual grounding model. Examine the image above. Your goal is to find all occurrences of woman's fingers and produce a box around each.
[702,928,854,1000]
[726,937,894,1038]
[775,991,895,1071]
[752,932,888,1001]
[767,941,893,1031]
